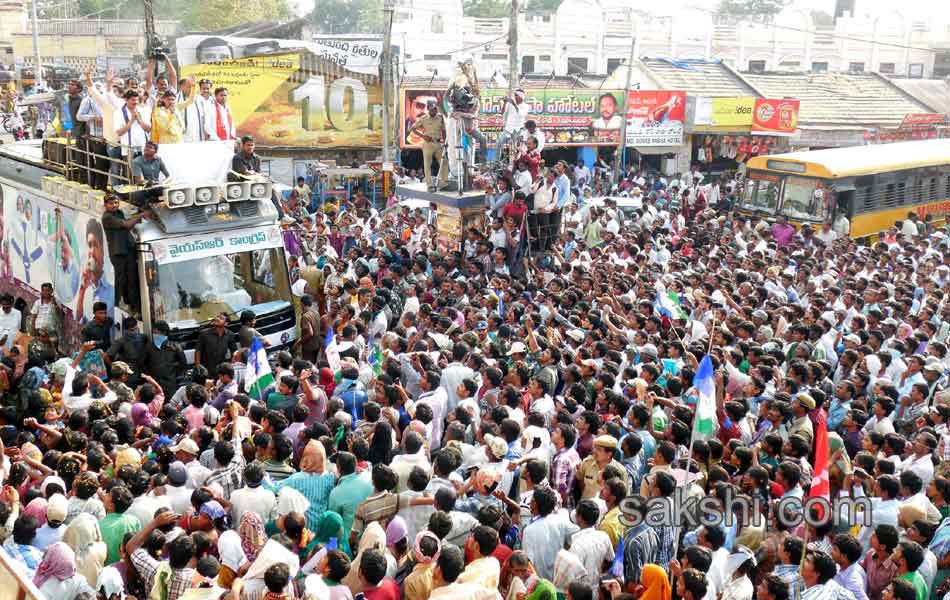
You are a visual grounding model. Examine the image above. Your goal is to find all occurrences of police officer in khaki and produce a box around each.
[409,99,448,191]
[576,434,628,500]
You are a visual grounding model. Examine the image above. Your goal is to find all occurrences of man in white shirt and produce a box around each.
[165,462,195,515]
[0,294,21,351]
[113,90,151,157]
[178,77,211,143]
[521,119,545,152]
[229,462,276,524]
[901,432,936,489]
[391,431,431,492]
[495,88,529,158]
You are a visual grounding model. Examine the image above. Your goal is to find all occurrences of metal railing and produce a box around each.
[44,135,137,192]
[0,548,44,600]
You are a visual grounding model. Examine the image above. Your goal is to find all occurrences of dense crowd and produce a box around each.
[0,160,949,600]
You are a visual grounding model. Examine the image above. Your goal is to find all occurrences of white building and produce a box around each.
[393,0,950,80]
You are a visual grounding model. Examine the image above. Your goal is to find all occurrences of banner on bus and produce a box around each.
[400,88,626,149]
[0,184,115,323]
[180,47,383,148]
[625,90,686,147]
[150,225,283,265]
[752,98,800,136]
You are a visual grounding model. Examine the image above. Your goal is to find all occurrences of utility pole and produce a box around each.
[382,0,395,163]
[30,0,43,89]
[612,30,636,185]
[508,0,519,97]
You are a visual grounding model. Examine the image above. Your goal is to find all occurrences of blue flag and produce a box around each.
[324,327,335,348]
[610,536,625,580]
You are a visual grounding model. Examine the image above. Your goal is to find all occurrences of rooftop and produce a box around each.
[637,58,758,96]
[885,78,950,114]
[739,71,930,129]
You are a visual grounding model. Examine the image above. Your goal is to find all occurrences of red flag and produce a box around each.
[809,419,830,517]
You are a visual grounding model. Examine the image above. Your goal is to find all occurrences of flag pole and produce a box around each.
[684,317,716,483]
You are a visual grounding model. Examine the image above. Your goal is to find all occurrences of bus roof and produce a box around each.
[745,139,950,179]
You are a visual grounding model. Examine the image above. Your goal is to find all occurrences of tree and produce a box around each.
[717,0,789,22]
[463,0,507,18]
[311,0,385,34]
[186,0,291,30]
[525,0,563,14]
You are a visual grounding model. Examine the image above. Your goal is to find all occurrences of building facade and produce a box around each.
[393,0,950,81]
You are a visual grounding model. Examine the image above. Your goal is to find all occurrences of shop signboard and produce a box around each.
[625,90,686,147]
[752,98,799,136]
[693,96,755,128]
[400,87,625,148]
[899,113,948,130]
[180,50,383,149]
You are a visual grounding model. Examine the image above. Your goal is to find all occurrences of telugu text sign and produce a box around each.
[625,90,686,147]
[400,88,626,148]
[181,51,383,149]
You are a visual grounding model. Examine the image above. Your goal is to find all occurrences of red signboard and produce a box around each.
[751,98,800,136]
[899,113,948,130]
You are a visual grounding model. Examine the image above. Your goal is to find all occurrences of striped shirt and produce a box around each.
[353,491,411,536]
[622,522,659,585]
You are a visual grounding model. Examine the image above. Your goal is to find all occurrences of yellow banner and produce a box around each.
[181,52,383,148]
[710,97,755,127]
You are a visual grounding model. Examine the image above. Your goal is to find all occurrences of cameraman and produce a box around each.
[145,54,178,96]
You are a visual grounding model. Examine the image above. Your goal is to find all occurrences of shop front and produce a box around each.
[399,86,626,170]
[687,96,799,176]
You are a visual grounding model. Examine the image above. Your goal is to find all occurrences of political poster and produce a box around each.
[0,184,114,323]
[625,90,686,146]
[176,34,382,75]
[400,88,626,149]
[181,50,383,148]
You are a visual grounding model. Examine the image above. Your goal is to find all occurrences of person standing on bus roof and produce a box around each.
[101,193,148,315]
[210,86,236,141]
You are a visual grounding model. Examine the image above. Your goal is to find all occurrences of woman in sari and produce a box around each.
[342,521,389,595]
[150,79,196,144]
[33,542,95,600]
[268,439,337,532]
[217,512,265,586]
[635,565,672,600]
[62,513,107,587]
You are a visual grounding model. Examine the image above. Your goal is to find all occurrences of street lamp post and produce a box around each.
[382,0,396,163]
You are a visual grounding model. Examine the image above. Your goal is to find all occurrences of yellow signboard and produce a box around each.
[181,51,383,148]
[709,97,755,127]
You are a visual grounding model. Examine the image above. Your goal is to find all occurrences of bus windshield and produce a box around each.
[741,175,780,213]
[781,176,831,222]
[148,248,291,328]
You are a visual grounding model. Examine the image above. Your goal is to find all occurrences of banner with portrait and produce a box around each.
[0,183,114,323]
[400,87,625,149]
[180,48,383,148]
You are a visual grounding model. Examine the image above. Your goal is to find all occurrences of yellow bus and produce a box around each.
[739,139,950,239]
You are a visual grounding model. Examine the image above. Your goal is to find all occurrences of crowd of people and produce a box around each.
[1,154,950,600]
